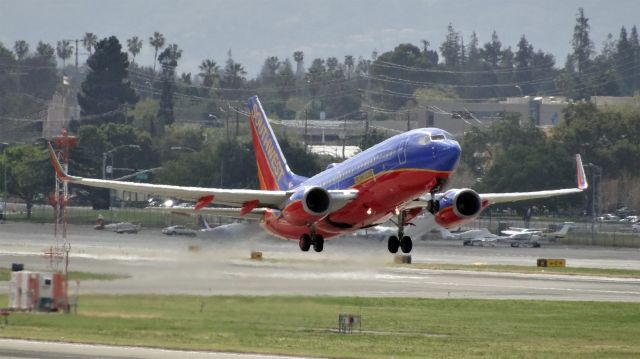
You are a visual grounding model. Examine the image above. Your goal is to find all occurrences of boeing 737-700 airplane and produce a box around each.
[49,96,588,254]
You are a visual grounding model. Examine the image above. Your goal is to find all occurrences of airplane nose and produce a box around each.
[436,140,461,171]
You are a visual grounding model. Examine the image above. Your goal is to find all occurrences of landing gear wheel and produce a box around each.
[387,235,400,253]
[313,235,324,252]
[299,234,311,252]
[400,236,413,253]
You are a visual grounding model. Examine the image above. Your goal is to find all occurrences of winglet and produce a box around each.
[575,154,588,190]
[47,142,68,180]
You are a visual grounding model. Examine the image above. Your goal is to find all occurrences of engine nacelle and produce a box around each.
[282,186,332,226]
[302,186,331,217]
[432,188,484,228]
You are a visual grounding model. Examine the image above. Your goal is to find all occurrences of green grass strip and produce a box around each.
[0,295,638,358]
[402,263,640,278]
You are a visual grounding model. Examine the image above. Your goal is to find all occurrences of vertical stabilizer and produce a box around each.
[247,96,299,190]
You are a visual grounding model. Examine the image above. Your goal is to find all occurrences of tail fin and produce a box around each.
[201,216,211,230]
[247,96,299,190]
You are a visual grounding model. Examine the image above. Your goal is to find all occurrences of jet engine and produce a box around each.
[428,188,484,228]
[302,186,331,217]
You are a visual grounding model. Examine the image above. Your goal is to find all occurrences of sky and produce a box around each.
[1,0,640,77]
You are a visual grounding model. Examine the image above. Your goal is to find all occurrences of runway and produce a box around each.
[1,222,639,302]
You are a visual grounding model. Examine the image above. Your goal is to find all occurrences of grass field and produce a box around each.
[404,263,640,278]
[0,295,638,358]
[0,268,129,282]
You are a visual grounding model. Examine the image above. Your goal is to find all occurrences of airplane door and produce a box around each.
[398,137,409,165]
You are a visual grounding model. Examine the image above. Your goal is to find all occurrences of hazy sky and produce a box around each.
[1,0,639,77]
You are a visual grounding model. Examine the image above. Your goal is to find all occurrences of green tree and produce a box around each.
[259,56,280,86]
[293,50,305,83]
[515,35,534,95]
[13,40,29,60]
[615,26,635,94]
[126,36,143,64]
[198,59,218,88]
[82,32,98,55]
[570,8,594,74]
[36,41,54,58]
[56,40,73,68]
[157,44,182,127]
[466,32,481,68]
[440,23,461,67]
[77,36,138,126]
[481,31,502,68]
[149,31,165,73]
[221,51,246,91]
[4,144,52,218]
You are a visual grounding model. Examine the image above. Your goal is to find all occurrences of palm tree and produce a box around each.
[82,32,98,55]
[13,40,29,60]
[223,62,246,89]
[56,40,73,68]
[149,32,166,73]
[344,55,354,80]
[36,41,54,59]
[127,36,143,64]
[198,59,218,87]
[293,50,304,80]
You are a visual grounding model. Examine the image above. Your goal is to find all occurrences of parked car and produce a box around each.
[620,216,639,223]
[162,225,197,236]
[597,213,620,222]
[632,223,640,233]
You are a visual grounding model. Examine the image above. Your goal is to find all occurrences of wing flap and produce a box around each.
[48,143,290,209]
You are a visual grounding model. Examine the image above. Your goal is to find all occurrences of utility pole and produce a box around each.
[304,109,308,150]
[342,116,347,159]
[363,111,369,149]
[75,39,79,69]
[235,103,239,137]
[406,110,411,131]
[226,103,230,140]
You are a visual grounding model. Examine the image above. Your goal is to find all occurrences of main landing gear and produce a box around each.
[299,232,324,252]
[388,210,412,254]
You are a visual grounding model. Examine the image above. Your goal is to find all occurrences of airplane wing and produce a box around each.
[405,154,588,209]
[48,143,290,209]
[479,154,588,205]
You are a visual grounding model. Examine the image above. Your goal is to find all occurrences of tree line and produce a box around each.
[1,7,640,216]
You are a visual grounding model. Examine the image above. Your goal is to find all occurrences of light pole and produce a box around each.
[586,163,602,245]
[1,143,8,222]
[102,145,141,212]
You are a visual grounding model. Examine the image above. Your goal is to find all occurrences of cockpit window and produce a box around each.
[430,134,446,141]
